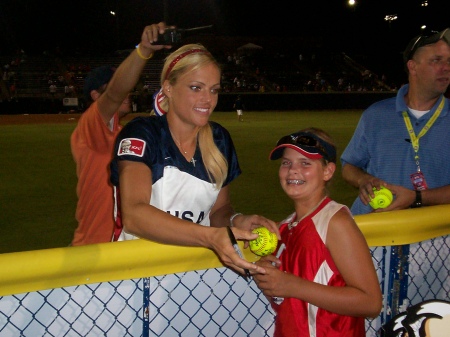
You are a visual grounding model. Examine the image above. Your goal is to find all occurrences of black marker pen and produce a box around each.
[226,226,251,279]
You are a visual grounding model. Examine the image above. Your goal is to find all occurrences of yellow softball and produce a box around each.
[369,186,393,209]
[249,227,278,256]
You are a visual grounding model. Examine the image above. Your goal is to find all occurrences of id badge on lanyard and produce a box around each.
[403,96,444,192]
[410,171,428,191]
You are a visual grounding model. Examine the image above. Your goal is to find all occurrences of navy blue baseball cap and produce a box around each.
[269,131,337,163]
[83,66,115,101]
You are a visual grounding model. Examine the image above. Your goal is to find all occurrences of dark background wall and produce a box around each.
[0,92,396,115]
[216,92,396,111]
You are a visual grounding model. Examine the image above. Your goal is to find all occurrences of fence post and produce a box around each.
[386,245,410,320]
[143,277,150,337]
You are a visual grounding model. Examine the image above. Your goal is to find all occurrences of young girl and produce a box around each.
[253,127,382,337]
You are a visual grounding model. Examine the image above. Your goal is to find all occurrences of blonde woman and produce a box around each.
[109,22,278,277]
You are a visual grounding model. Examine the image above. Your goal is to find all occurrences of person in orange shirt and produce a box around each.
[70,65,132,245]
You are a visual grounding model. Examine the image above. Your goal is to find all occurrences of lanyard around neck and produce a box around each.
[402,96,445,170]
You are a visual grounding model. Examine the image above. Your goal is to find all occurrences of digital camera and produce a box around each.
[151,25,213,45]
[152,28,183,45]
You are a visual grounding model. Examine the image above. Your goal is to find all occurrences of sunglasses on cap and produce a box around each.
[404,28,450,62]
[269,132,336,163]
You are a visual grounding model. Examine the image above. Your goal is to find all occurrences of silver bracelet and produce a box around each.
[229,213,242,227]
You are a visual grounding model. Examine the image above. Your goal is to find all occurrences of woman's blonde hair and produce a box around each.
[160,44,228,188]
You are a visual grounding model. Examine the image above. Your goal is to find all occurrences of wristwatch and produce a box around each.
[410,190,422,208]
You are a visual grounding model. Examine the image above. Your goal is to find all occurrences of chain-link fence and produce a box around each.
[1,234,448,337]
[0,268,274,337]
[368,235,449,336]
[1,201,450,337]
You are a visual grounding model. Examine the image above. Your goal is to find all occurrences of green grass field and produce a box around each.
[0,110,362,254]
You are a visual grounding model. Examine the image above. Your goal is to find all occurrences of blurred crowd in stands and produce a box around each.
[0,43,420,108]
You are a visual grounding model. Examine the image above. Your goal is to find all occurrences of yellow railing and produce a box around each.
[1,205,449,297]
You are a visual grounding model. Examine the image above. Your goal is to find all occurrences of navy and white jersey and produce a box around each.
[110,115,241,240]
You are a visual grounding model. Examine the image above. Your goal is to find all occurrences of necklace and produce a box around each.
[289,196,327,229]
[170,130,196,166]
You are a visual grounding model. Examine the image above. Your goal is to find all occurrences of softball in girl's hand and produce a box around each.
[369,186,393,209]
[249,227,278,256]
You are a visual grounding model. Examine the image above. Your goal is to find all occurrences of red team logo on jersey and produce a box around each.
[118,138,145,157]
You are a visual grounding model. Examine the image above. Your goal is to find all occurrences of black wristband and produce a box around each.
[410,190,422,208]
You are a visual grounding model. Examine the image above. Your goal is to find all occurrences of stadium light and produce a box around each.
[384,14,398,22]
[384,14,398,29]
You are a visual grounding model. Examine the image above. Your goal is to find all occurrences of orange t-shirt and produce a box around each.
[70,102,121,245]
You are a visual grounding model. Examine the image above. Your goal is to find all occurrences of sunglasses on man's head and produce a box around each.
[405,28,450,61]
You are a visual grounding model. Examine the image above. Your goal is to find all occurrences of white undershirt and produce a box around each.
[409,108,429,119]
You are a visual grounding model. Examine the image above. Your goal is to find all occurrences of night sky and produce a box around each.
[1,0,447,53]
[0,0,447,68]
